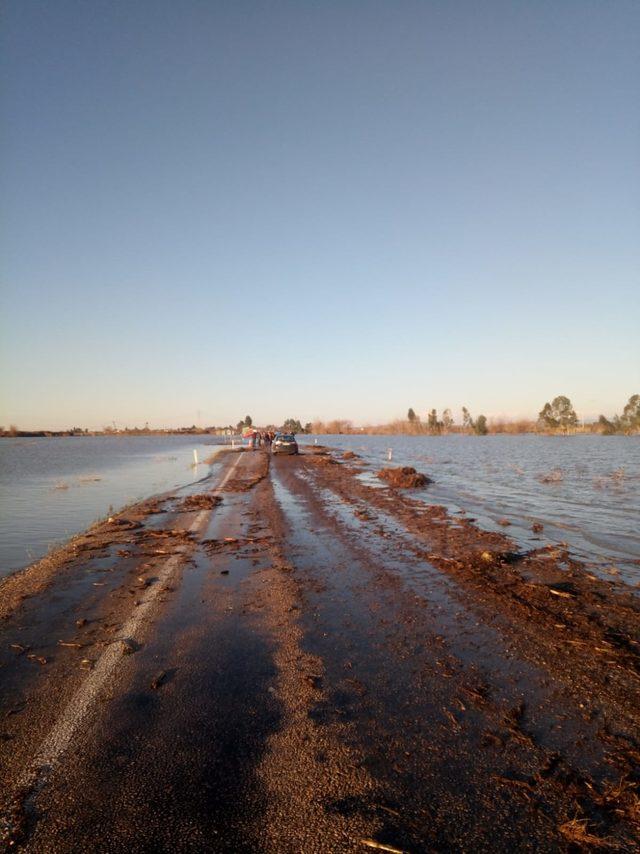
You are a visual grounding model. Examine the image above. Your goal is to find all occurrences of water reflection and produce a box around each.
[304,434,640,585]
[0,436,228,576]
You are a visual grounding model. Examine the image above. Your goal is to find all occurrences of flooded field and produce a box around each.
[0,436,229,576]
[1,434,638,586]
[303,434,640,585]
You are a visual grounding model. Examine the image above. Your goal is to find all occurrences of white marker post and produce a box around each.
[387,448,393,461]
[193,449,199,467]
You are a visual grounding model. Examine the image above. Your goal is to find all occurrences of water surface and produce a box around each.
[303,434,640,586]
[0,435,229,576]
[1,434,638,587]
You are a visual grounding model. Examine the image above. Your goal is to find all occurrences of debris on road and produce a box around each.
[119,639,137,655]
[2,446,639,851]
[150,670,167,690]
[9,644,28,655]
[360,839,406,853]
[376,467,432,488]
[178,493,223,512]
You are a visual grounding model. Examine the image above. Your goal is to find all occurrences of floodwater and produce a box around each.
[0,435,230,577]
[1,434,638,586]
[303,434,640,585]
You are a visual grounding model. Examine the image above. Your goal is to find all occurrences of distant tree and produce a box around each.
[462,407,474,432]
[538,402,557,431]
[538,396,578,433]
[304,422,313,434]
[599,394,640,435]
[598,414,615,435]
[282,418,304,434]
[407,407,417,423]
[555,397,579,432]
[326,419,353,434]
[621,394,640,433]
[442,409,454,432]
[244,415,253,427]
[427,409,442,434]
[474,414,488,435]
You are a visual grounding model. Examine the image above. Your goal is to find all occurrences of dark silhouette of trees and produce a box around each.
[598,414,615,435]
[427,409,442,434]
[460,407,487,435]
[474,414,488,435]
[282,418,304,434]
[622,394,640,432]
[407,408,417,423]
[538,396,578,433]
[598,394,640,434]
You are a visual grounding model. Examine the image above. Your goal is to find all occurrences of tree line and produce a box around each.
[3,396,637,438]
[404,395,639,435]
[406,407,488,435]
[233,416,313,435]
[305,394,639,436]
[596,395,640,435]
[536,394,639,435]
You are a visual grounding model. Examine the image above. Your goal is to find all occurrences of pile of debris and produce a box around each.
[178,493,223,512]
[377,466,432,488]
[308,455,338,466]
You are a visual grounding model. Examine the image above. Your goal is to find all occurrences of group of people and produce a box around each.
[246,430,275,450]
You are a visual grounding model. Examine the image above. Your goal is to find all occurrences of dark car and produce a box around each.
[272,433,298,455]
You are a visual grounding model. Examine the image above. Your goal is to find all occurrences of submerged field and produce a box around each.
[305,433,640,585]
[0,435,230,576]
[1,433,638,584]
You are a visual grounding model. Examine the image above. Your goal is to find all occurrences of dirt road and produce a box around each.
[1,448,639,852]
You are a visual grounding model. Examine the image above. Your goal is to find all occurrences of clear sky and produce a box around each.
[1,1,638,429]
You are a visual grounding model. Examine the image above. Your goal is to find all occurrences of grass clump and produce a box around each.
[377,466,432,488]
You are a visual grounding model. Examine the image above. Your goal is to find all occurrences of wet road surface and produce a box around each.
[1,448,639,852]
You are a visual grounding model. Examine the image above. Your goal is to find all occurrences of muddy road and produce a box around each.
[1,447,639,852]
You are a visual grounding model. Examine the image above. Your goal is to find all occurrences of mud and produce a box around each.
[0,446,638,851]
[177,493,223,512]
[376,466,432,488]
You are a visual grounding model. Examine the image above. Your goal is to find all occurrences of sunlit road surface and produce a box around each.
[1,448,639,852]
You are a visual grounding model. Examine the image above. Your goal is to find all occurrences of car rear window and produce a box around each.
[279,435,296,441]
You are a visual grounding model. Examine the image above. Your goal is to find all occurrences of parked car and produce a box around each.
[272,433,298,455]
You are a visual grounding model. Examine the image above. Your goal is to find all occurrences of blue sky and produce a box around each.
[1,1,638,429]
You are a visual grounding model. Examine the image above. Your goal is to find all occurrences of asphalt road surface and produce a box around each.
[1,448,639,852]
